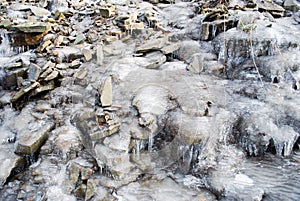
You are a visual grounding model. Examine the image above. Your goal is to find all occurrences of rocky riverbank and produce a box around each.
[1,0,300,200]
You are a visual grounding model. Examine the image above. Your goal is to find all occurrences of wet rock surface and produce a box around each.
[1,0,300,200]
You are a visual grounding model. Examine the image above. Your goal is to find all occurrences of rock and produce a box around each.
[177,40,201,62]
[46,186,76,201]
[4,62,22,70]
[66,158,95,191]
[213,19,300,80]
[107,0,128,5]
[56,63,68,70]
[256,0,285,17]
[187,54,204,74]
[11,82,39,103]
[236,112,299,156]
[99,4,116,18]
[15,121,55,154]
[53,126,81,159]
[132,85,176,116]
[138,51,167,69]
[70,60,82,68]
[0,145,25,186]
[44,70,59,81]
[41,40,52,52]
[136,37,168,53]
[284,0,300,12]
[85,179,95,200]
[124,19,144,31]
[94,143,128,167]
[98,76,113,107]
[33,81,55,95]
[13,23,50,33]
[28,63,41,81]
[103,132,131,152]
[3,68,27,89]
[40,67,53,79]
[73,69,87,80]
[187,53,218,74]
[53,47,83,63]
[161,43,181,55]
[0,19,12,27]
[82,48,93,61]
[74,34,86,45]
[29,6,51,17]
[90,121,120,140]
[96,43,104,65]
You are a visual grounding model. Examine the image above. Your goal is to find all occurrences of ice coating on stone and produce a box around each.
[272,126,299,157]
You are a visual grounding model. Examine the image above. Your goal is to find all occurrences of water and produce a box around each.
[240,153,300,200]
[0,32,11,56]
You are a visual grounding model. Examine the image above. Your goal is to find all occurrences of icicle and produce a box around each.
[211,24,217,39]
[148,132,154,152]
[274,140,284,156]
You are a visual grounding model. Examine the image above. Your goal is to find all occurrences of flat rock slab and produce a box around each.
[0,145,25,186]
[99,76,113,107]
[15,122,55,154]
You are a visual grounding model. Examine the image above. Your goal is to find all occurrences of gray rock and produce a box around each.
[90,121,120,140]
[82,48,93,61]
[33,81,55,95]
[136,37,168,53]
[15,121,55,154]
[177,40,201,62]
[237,113,299,156]
[95,144,124,167]
[46,186,76,201]
[44,70,59,81]
[161,42,181,55]
[11,82,39,103]
[53,126,82,159]
[103,132,131,152]
[40,67,53,79]
[28,63,41,81]
[132,85,176,116]
[99,76,113,107]
[187,54,204,74]
[74,34,86,45]
[213,19,300,80]
[256,0,285,17]
[139,51,167,69]
[0,144,25,186]
[4,68,27,89]
[187,53,218,74]
[97,44,104,65]
[53,47,83,63]
[29,6,51,17]
[13,23,50,33]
